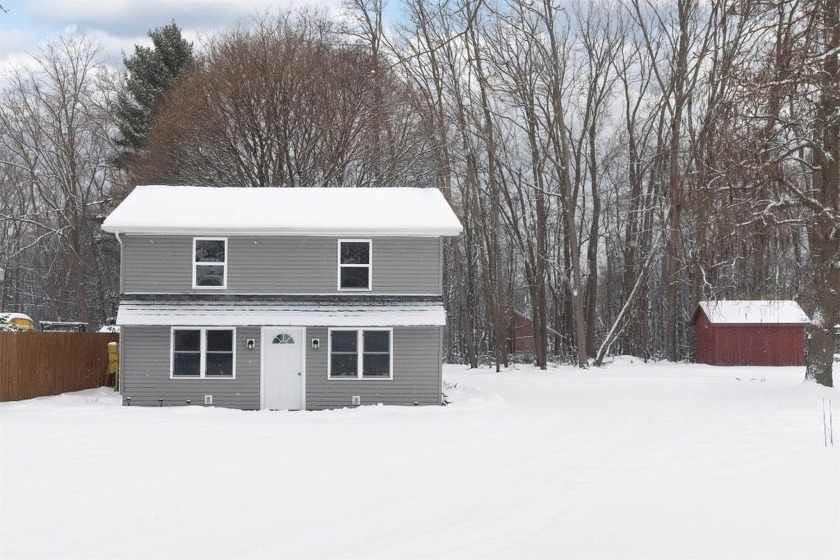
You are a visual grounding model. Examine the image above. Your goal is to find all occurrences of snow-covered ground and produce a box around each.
[1,360,838,559]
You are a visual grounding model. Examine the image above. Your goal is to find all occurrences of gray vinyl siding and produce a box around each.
[305,326,443,410]
[121,325,261,409]
[121,325,443,410]
[123,236,441,295]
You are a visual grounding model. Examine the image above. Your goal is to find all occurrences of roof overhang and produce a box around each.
[117,302,447,327]
[102,227,460,237]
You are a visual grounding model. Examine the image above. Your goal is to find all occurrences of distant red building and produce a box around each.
[690,300,809,366]
[508,311,535,355]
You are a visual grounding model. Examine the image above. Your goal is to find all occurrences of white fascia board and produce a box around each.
[117,305,447,327]
[101,226,462,236]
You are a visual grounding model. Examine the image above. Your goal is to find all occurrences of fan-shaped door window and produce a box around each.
[272,333,295,344]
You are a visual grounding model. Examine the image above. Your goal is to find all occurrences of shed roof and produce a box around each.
[691,300,809,325]
[102,185,463,236]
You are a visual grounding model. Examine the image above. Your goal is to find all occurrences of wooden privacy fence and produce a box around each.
[0,332,119,402]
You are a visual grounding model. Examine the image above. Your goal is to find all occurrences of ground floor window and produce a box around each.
[328,328,392,379]
[171,328,235,378]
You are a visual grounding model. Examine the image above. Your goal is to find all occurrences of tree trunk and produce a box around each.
[806,0,839,387]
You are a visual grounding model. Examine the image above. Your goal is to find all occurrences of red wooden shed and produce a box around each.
[507,310,535,355]
[690,300,809,366]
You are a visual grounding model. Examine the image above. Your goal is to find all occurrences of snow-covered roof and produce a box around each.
[102,185,463,236]
[0,312,33,322]
[117,301,447,327]
[694,300,809,325]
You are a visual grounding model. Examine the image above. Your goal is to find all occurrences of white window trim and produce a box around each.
[170,327,237,379]
[193,237,228,290]
[337,239,372,291]
[327,327,393,380]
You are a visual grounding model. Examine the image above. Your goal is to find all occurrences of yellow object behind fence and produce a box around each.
[1,313,35,331]
[107,342,119,389]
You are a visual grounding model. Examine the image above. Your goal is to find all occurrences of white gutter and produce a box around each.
[114,231,124,295]
[100,227,463,237]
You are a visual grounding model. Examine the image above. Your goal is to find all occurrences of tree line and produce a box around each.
[0,0,836,385]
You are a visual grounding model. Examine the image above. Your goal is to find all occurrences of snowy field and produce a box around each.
[1,360,838,560]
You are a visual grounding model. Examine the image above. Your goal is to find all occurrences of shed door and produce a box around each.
[263,328,304,410]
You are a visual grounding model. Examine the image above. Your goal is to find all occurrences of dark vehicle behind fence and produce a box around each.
[39,321,88,332]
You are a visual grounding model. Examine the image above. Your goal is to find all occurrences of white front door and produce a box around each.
[263,327,305,410]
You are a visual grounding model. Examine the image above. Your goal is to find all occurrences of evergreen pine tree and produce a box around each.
[114,21,193,168]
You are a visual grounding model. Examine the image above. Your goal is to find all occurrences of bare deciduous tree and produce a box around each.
[130,11,431,192]
[0,34,120,326]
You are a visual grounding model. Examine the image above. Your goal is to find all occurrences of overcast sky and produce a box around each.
[0,0,347,73]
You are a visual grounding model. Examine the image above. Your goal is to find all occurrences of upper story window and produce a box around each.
[338,240,371,290]
[194,238,227,289]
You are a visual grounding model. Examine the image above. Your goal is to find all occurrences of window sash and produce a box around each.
[328,328,392,380]
[171,328,235,379]
[337,240,371,290]
[193,238,227,289]
[172,350,201,377]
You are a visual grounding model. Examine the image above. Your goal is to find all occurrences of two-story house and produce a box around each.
[101,185,462,410]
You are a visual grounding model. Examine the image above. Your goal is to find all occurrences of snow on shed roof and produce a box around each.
[693,300,809,325]
[102,185,463,236]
